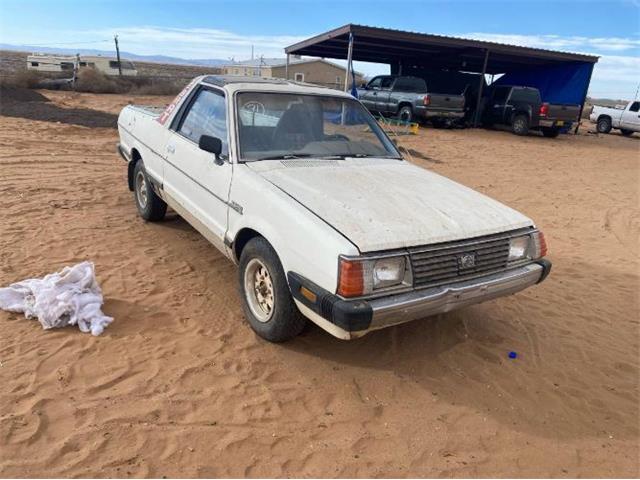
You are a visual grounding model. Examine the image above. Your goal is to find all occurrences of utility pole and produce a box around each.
[72,53,80,89]
[114,34,122,76]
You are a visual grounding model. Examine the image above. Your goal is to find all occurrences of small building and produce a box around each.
[222,57,363,89]
[27,54,138,76]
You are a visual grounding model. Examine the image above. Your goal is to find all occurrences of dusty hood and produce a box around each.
[248,159,533,252]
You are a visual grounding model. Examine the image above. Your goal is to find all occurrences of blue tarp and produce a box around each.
[493,62,593,105]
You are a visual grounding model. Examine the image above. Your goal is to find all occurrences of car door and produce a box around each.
[485,86,510,124]
[163,86,232,251]
[621,101,640,131]
[359,76,382,111]
[375,76,395,113]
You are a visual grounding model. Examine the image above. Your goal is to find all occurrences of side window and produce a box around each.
[367,77,382,90]
[380,76,394,90]
[629,102,640,112]
[511,88,540,103]
[393,77,426,93]
[492,87,509,102]
[177,89,228,156]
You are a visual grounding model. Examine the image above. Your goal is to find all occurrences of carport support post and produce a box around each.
[285,54,290,80]
[344,33,354,92]
[473,49,490,127]
[574,63,595,135]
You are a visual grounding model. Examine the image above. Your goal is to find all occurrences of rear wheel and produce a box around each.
[512,114,530,136]
[134,160,167,221]
[397,105,413,123]
[621,129,634,137]
[541,127,560,138]
[596,117,612,134]
[238,237,306,342]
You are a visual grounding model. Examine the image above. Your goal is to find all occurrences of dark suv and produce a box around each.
[482,85,580,137]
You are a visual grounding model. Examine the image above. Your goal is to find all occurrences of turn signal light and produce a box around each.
[337,259,364,298]
[538,231,548,258]
[531,230,548,259]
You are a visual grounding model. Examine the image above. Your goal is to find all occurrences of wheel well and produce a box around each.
[597,115,612,123]
[397,102,412,112]
[511,111,530,124]
[127,148,141,191]
[233,228,262,261]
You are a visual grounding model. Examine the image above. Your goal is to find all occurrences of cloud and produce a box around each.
[84,26,307,60]
[463,32,640,53]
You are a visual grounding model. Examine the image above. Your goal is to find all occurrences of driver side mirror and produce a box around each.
[199,135,224,165]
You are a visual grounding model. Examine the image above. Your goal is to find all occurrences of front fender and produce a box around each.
[227,165,359,294]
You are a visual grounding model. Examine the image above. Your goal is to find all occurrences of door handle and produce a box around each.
[373,92,377,95]
[167,144,175,154]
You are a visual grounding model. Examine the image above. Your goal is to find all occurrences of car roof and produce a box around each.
[200,75,353,98]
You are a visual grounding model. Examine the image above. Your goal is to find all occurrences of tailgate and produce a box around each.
[428,93,465,112]
[547,104,580,123]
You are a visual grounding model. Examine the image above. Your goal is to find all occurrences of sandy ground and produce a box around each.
[0,89,638,478]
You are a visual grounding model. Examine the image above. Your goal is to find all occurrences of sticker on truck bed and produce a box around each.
[156,77,199,126]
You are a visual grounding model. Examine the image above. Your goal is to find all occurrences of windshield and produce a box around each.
[236,92,401,161]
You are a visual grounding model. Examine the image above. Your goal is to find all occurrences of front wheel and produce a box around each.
[621,129,634,137]
[512,114,530,136]
[238,237,306,342]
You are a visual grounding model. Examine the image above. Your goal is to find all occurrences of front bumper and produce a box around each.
[288,259,551,337]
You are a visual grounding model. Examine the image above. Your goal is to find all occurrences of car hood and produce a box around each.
[247,159,533,252]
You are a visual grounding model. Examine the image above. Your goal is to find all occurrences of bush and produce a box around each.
[74,68,182,95]
[0,70,42,89]
[75,68,122,93]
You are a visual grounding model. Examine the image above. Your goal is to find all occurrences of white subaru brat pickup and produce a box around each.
[117,75,551,342]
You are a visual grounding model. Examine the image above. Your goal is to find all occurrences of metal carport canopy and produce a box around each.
[285,24,598,74]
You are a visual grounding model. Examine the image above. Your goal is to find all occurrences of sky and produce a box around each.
[1,0,639,99]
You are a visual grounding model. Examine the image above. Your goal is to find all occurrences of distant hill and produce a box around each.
[587,97,631,107]
[0,43,227,67]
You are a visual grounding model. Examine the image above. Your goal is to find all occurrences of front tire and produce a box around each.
[133,160,167,221]
[597,117,612,134]
[238,237,306,342]
[512,114,530,136]
[621,129,634,137]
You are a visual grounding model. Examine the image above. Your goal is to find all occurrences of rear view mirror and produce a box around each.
[199,135,222,155]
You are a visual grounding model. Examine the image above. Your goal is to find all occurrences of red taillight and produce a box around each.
[423,94,431,106]
[539,103,549,117]
[337,259,364,298]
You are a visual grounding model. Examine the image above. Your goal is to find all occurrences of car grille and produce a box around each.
[409,234,511,288]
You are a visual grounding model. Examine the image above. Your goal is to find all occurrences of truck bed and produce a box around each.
[128,105,166,118]
[428,93,465,113]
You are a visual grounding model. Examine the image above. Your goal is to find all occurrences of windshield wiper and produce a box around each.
[255,153,315,161]
[330,153,403,160]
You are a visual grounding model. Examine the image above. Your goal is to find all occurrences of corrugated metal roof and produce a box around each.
[285,24,598,74]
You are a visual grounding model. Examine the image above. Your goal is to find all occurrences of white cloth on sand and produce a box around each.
[0,261,113,336]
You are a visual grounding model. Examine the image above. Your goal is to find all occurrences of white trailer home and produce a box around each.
[27,54,138,76]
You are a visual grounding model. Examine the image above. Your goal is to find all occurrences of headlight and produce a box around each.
[338,255,411,298]
[509,231,547,262]
[508,236,531,261]
[373,257,405,288]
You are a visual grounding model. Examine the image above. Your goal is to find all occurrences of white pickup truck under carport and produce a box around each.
[117,75,552,342]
